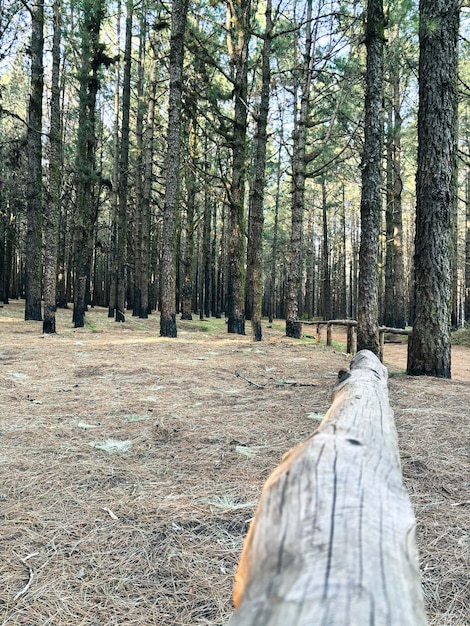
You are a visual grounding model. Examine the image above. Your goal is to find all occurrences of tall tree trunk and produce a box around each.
[321,179,331,320]
[392,70,406,328]
[202,192,211,318]
[286,0,313,338]
[383,91,395,327]
[43,0,62,334]
[139,31,158,319]
[269,141,282,324]
[407,0,459,378]
[211,202,218,318]
[160,0,189,337]
[115,0,133,323]
[357,0,384,356]
[180,124,196,320]
[108,0,121,319]
[25,0,44,321]
[465,164,470,322]
[339,185,347,318]
[133,8,146,318]
[226,0,251,335]
[73,0,105,328]
[246,0,272,342]
[304,203,315,320]
[451,182,459,328]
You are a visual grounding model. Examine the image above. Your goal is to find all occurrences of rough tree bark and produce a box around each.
[42,0,61,333]
[226,0,251,335]
[321,179,331,320]
[392,68,406,329]
[246,0,272,342]
[230,350,427,626]
[180,124,196,320]
[139,29,158,319]
[407,0,459,378]
[465,164,470,322]
[115,0,133,323]
[357,0,385,356]
[72,0,106,328]
[25,0,44,321]
[269,133,283,324]
[133,8,146,318]
[160,0,189,337]
[384,91,395,327]
[286,0,313,338]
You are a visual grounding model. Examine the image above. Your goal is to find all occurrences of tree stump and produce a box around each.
[230,350,427,626]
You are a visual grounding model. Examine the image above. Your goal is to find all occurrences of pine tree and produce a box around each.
[407,0,459,378]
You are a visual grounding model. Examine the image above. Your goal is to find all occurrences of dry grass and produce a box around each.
[0,301,468,625]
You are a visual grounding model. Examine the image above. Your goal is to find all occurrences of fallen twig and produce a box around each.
[14,552,38,601]
[271,379,318,387]
[235,372,265,388]
[235,371,318,389]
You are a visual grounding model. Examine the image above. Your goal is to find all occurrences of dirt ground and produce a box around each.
[0,301,468,625]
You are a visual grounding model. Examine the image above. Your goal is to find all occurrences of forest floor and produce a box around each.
[0,300,468,626]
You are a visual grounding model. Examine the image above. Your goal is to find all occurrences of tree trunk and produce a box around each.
[357,0,385,356]
[226,0,251,335]
[160,0,189,338]
[230,350,427,626]
[139,31,158,319]
[465,165,470,322]
[321,180,331,320]
[339,186,347,319]
[72,0,105,328]
[304,203,315,320]
[202,190,211,318]
[269,133,283,324]
[115,0,133,323]
[132,9,146,318]
[246,0,272,342]
[383,91,395,327]
[210,202,218,318]
[25,0,44,322]
[180,124,196,320]
[108,0,121,319]
[43,0,61,334]
[286,0,313,339]
[391,66,406,328]
[407,0,459,378]
[451,182,459,328]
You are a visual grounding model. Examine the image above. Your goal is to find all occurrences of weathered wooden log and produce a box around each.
[379,326,412,335]
[346,323,356,354]
[230,350,427,626]
[379,327,412,354]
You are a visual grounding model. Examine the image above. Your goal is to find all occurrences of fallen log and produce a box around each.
[230,350,427,626]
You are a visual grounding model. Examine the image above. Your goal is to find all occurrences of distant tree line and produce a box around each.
[0,0,465,376]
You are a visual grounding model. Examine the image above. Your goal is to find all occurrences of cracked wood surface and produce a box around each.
[230,350,427,626]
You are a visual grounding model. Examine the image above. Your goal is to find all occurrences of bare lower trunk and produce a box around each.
[160,0,189,338]
[407,0,459,378]
[465,165,470,322]
[226,0,250,336]
[115,0,133,323]
[43,0,61,334]
[73,1,105,328]
[286,0,314,339]
[357,0,384,356]
[246,0,272,342]
[25,0,44,322]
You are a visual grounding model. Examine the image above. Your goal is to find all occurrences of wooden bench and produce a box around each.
[229,350,427,626]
